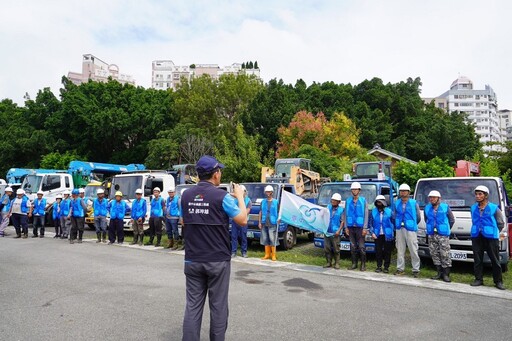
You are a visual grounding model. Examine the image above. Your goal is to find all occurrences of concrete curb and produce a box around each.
[5,227,510,300]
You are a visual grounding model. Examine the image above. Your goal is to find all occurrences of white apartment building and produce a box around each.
[499,109,512,142]
[438,76,502,152]
[68,54,135,86]
[151,60,260,90]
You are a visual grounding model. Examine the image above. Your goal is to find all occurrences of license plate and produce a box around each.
[340,242,351,251]
[450,251,467,260]
[247,231,254,239]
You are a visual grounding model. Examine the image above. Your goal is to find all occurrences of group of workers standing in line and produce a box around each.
[322,181,506,290]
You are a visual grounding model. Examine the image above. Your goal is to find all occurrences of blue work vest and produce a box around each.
[327,204,344,234]
[131,198,147,219]
[18,196,30,214]
[425,203,451,236]
[32,198,47,216]
[395,199,418,232]
[167,195,181,217]
[471,202,500,239]
[371,207,394,240]
[60,198,71,216]
[93,198,108,217]
[151,197,164,217]
[261,199,279,225]
[71,198,85,217]
[346,197,366,228]
[52,201,60,220]
[1,194,12,213]
[110,200,127,220]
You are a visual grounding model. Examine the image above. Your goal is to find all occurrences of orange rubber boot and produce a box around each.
[261,245,271,260]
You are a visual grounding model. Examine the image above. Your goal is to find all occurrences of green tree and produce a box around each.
[394,157,454,191]
[40,151,82,170]
[254,61,259,69]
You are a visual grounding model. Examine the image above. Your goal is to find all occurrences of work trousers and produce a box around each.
[165,217,180,240]
[148,217,163,238]
[428,234,452,268]
[183,261,231,341]
[260,224,279,246]
[54,217,61,236]
[109,218,124,243]
[231,222,248,254]
[94,216,108,233]
[348,227,366,256]
[132,218,145,236]
[395,228,420,272]
[472,234,503,284]
[374,235,394,269]
[11,213,28,235]
[324,235,340,258]
[0,212,9,235]
[60,216,71,238]
[33,215,45,236]
[70,216,85,240]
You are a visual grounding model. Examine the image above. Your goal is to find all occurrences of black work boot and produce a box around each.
[40,228,45,237]
[442,267,451,283]
[32,228,38,237]
[348,252,358,270]
[323,255,332,268]
[138,234,144,246]
[78,230,83,243]
[155,235,162,247]
[102,232,107,243]
[145,237,154,246]
[360,254,366,271]
[431,265,442,280]
[96,232,101,243]
[130,235,138,245]
[334,254,340,270]
[14,230,21,239]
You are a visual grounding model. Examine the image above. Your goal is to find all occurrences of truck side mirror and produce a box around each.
[144,188,152,196]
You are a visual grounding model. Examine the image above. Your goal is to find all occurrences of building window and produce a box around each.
[454,103,459,107]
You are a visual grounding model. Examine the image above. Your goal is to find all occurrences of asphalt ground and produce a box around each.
[1,227,511,341]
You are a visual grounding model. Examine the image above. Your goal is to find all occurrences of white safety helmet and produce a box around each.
[135,188,143,194]
[350,182,361,190]
[399,184,411,192]
[5,187,13,192]
[474,185,489,194]
[96,189,105,195]
[63,190,70,195]
[264,185,274,192]
[56,194,63,199]
[153,187,161,193]
[168,187,176,193]
[331,193,342,201]
[16,189,25,195]
[374,195,387,206]
[79,188,85,193]
[37,190,44,195]
[428,190,441,198]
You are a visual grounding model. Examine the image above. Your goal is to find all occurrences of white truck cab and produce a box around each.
[108,171,176,230]
[415,177,511,272]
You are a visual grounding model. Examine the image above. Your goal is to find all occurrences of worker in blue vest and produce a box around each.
[60,190,72,239]
[69,189,87,244]
[130,188,147,246]
[258,185,280,261]
[165,187,181,249]
[9,189,31,238]
[0,187,13,237]
[147,187,165,247]
[323,193,344,269]
[93,188,109,243]
[181,155,247,341]
[424,190,455,282]
[109,191,127,245]
[231,184,252,258]
[343,182,369,271]
[470,185,506,290]
[393,183,421,277]
[52,194,62,238]
[370,195,394,273]
[29,190,48,238]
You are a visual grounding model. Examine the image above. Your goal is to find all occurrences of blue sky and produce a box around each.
[1,0,511,108]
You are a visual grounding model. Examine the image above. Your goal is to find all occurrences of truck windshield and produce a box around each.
[415,179,500,210]
[355,163,390,177]
[317,183,378,207]
[275,163,293,177]
[22,175,43,194]
[242,184,280,205]
[109,176,142,200]
[84,185,103,199]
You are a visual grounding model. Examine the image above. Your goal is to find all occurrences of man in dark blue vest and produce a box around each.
[470,185,506,290]
[181,155,247,341]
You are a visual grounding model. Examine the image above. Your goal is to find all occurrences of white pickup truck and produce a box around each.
[415,177,511,272]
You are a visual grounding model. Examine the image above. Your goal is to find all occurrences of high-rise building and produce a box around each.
[438,76,502,152]
[68,54,135,86]
[499,109,512,142]
[151,60,260,90]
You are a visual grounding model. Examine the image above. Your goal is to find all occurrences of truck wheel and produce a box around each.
[281,226,296,250]
[307,232,315,241]
[501,262,508,273]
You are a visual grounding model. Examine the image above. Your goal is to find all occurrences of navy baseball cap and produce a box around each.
[196,155,224,174]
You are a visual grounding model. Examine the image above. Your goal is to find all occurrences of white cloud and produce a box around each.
[1,0,511,108]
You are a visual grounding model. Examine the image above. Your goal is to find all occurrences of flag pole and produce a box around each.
[276,186,283,248]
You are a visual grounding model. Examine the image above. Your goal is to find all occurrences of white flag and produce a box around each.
[278,190,330,235]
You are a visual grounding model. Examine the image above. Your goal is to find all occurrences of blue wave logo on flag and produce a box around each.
[279,191,330,235]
